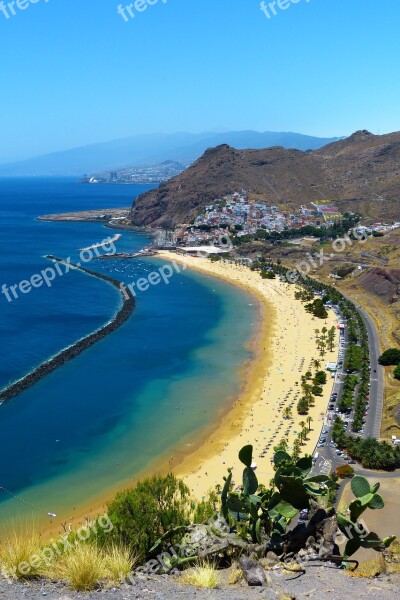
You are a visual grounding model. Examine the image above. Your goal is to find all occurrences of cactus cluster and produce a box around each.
[220,445,335,547]
[337,475,396,558]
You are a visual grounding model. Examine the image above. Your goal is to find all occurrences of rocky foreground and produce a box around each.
[1,568,398,600]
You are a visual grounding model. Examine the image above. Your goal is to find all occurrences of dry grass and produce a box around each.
[228,567,243,585]
[50,543,107,591]
[104,544,136,584]
[347,555,387,578]
[281,562,303,575]
[180,563,220,589]
[0,525,43,580]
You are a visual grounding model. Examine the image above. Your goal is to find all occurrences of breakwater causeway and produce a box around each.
[0,256,135,403]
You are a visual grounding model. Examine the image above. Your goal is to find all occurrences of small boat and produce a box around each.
[48,512,57,517]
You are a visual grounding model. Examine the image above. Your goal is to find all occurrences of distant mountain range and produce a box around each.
[131,130,400,227]
[0,131,341,177]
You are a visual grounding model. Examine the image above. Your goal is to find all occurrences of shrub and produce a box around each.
[314,371,327,385]
[261,270,275,279]
[394,364,400,381]
[378,348,400,366]
[297,397,309,415]
[106,473,191,560]
[192,490,219,524]
[336,464,354,478]
[311,385,323,396]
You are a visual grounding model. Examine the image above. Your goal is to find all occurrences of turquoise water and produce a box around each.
[0,178,257,526]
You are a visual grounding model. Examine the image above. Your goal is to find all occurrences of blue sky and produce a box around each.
[1,0,399,162]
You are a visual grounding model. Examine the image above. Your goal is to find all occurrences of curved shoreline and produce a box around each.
[0,257,135,404]
[37,253,338,536]
[156,252,339,499]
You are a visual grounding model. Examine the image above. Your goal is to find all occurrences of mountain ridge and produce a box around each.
[0,131,341,176]
[130,131,400,227]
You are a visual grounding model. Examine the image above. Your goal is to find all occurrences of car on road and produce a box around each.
[299,509,309,522]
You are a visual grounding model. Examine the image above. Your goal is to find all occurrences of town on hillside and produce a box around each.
[153,191,400,249]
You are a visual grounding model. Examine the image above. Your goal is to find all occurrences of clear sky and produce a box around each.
[1,0,399,162]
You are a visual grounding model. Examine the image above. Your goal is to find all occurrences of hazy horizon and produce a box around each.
[1,0,399,163]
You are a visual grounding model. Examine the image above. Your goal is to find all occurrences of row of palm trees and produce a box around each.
[277,417,313,461]
[314,326,336,357]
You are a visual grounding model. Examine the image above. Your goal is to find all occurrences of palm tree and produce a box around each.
[307,416,313,431]
[327,326,336,352]
[292,439,301,461]
[283,406,292,420]
[277,437,289,452]
[313,359,321,370]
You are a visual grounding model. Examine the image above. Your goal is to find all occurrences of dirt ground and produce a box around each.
[0,567,399,600]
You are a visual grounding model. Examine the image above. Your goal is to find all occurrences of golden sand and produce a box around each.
[35,251,338,538]
[158,252,339,497]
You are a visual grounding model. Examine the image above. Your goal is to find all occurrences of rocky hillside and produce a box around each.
[131,131,400,227]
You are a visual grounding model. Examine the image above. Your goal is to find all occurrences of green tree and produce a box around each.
[379,348,400,366]
[327,326,336,352]
[283,406,293,420]
[107,473,191,560]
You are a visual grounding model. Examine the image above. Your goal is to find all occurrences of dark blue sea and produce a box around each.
[0,178,256,526]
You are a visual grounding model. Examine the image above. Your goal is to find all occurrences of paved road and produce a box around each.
[311,297,393,480]
[350,301,384,438]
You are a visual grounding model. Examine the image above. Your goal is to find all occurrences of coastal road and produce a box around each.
[339,292,384,439]
[311,297,387,479]
[352,302,384,438]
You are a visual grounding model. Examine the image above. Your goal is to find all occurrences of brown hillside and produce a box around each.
[131,131,400,227]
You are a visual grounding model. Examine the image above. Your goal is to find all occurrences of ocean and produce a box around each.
[0,177,257,527]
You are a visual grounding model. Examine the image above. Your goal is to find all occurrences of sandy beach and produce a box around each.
[22,250,339,539]
[158,251,339,498]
